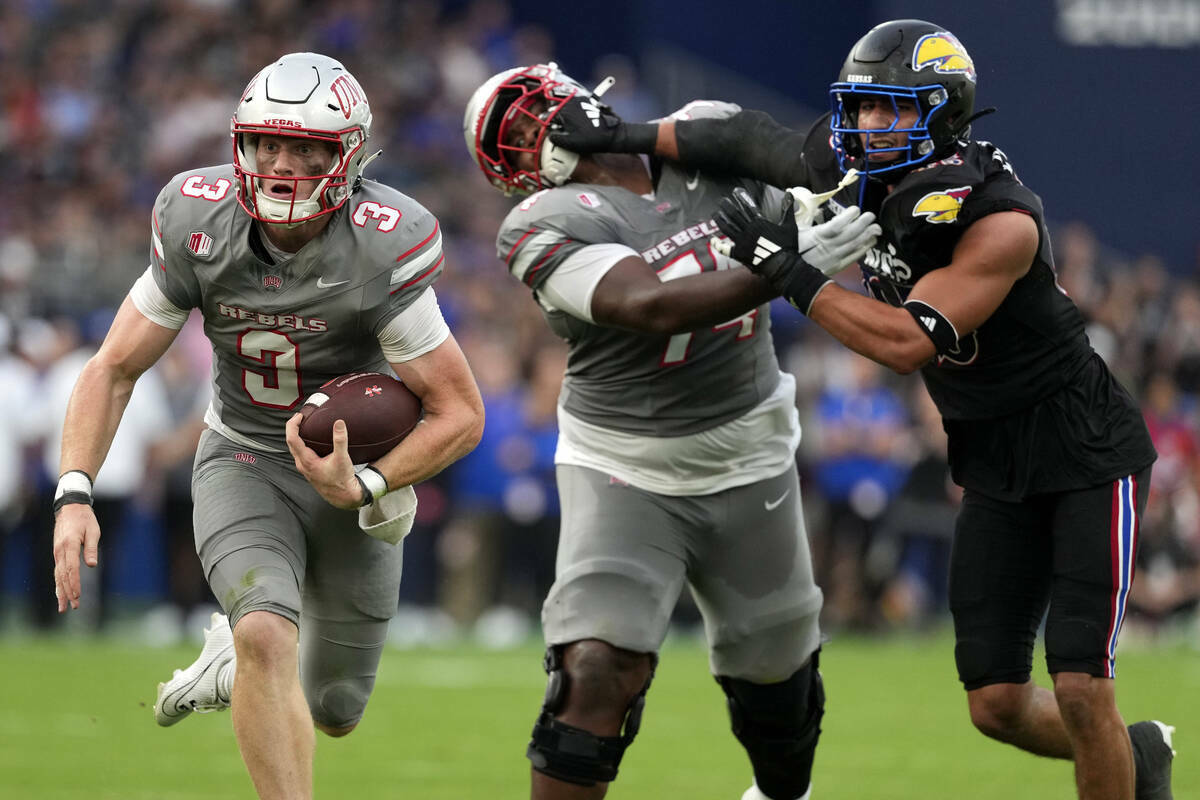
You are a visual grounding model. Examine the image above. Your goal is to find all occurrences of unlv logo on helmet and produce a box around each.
[330,75,365,120]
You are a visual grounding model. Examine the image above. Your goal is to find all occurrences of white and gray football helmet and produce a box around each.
[462,62,587,196]
[232,53,377,226]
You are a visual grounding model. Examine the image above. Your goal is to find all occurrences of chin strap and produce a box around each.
[951,106,997,140]
[358,149,382,182]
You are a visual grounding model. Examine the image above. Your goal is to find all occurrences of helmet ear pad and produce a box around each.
[539,139,579,187]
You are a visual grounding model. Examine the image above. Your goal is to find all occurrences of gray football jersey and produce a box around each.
[497,104,782,437]
[151,165,443,451]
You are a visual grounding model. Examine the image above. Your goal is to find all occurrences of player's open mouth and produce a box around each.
[267,182,294,197]
[867,142,900,161]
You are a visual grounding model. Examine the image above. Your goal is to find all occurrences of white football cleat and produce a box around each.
[154,611,234,727]
[741,783,812,800]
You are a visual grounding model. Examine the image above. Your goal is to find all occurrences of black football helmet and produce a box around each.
[829,19,977,179]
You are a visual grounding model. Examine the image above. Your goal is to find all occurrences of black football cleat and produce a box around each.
[1129,720,1175,800]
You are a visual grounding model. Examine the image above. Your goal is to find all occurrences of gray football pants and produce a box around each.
[545,464,823,682]
[191,429,403,728]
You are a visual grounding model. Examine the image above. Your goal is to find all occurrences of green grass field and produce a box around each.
[1,629,1195,799]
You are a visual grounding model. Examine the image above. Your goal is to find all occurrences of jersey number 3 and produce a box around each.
[238,329,302,409]
[657,249,757,365]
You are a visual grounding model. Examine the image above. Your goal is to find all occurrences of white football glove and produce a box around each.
[794,203,881,277]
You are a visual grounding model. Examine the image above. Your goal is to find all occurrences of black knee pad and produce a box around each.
[719,651,825,800]
[526,645,656,786]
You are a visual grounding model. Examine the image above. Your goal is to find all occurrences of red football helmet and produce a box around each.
[462,63,587,196]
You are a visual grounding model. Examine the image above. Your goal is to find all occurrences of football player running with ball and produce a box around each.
[51,53,483,800]
[464,64,879,800]
[548,18,1175,800]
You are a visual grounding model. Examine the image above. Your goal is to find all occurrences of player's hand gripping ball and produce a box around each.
[298,372,422,463]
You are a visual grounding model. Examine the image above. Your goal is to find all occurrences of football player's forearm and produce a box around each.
[808,285,935,374]
[614,268,774,335]
[653,120,680,161]
[58,358,137,478]
[659,269,774,333]
[372,395,483,488]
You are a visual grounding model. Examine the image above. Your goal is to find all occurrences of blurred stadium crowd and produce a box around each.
[1,0,1197,645]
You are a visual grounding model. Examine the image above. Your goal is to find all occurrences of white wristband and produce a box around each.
[54,470,94,502]
[357,465,389,504]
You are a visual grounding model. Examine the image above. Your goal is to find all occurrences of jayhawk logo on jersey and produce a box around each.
[912,32,976,82]
[912,186,973,224]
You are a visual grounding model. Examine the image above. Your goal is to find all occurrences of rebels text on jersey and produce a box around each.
[148,165,443,451]
[496,165,780,438]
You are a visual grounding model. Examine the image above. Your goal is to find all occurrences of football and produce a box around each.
[297,372,422,463]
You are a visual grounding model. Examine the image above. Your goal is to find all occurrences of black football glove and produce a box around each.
[714,187,881,314]
[712,188,800,268]
[547,92,658,154]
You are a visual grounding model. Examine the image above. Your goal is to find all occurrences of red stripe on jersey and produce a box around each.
[395,220,440,263]
[504,228,539,269]
[153,213,165,271]
[524,242,566,286]
[390,253,445,294]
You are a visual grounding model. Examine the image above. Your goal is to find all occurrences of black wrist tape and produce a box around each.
[903,299,960,355]
[52,492,93,514]
[356,465,389,507]
[616,123,659,154]
[355,474,373,508]
[772,253,834,316]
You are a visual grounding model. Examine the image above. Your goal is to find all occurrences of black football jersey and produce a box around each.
[674,109,1155,499]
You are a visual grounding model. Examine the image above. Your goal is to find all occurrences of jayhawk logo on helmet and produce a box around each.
[912,187,972,223]
[912,32,976,82]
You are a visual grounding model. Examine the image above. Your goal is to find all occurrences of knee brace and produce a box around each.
[719,651,825,800]
[526,645,656,786]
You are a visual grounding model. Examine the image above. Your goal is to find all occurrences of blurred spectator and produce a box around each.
[809,352,910,629]
[0,314,40,608]
[27,309,171,629]
[874,385,960,629]
[1129,371,1200,629]
[144,316,215,631]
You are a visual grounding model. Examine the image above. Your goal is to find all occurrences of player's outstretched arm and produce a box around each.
[549,98,808,189]
[53,296,181,612]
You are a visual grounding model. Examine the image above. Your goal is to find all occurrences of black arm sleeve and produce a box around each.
[674,110,811,189]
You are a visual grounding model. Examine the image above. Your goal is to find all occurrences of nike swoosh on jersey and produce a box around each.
[764,488,790,511]
[316,277,350,289]
[685,172,700,191]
